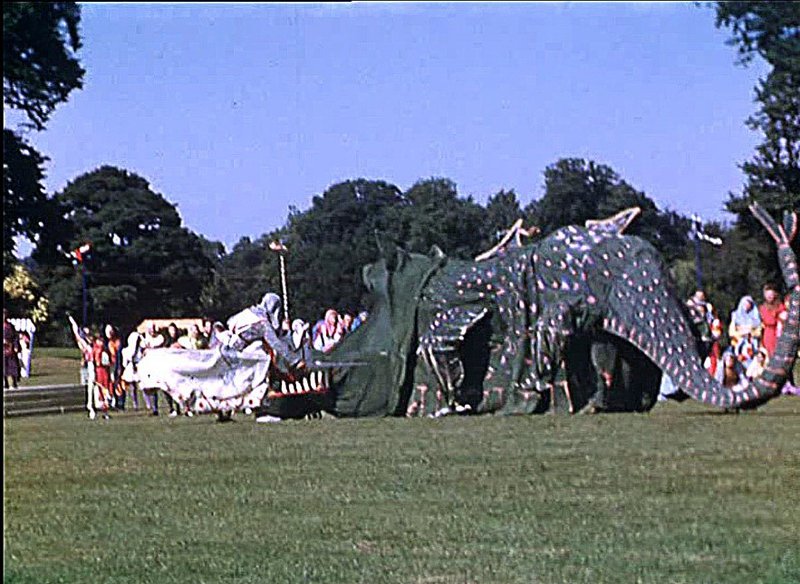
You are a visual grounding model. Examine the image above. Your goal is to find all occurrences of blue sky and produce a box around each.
[7,2,769,251]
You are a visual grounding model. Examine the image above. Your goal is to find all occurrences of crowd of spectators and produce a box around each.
[13,281,799,418]
[683,284,799,394]
[65,306,369,421]
[3,310,35,390]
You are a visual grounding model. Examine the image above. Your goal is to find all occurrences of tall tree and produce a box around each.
[3,2,84,131]
[713,2,800,294]
[3,129,51,271]
[484,189,524,243]
[284,179,408,320]
[34,166,218,334]
[524,158,691,262]
[208,177,496,325]
[400,178,491,259]
[3,2,84,266]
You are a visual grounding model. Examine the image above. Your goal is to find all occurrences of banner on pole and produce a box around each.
[68,242,93,264]
[269,240,288,253]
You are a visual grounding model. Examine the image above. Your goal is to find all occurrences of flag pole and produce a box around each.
[81,262,88,328]
[270,240,290,323]
[689,214,722,291]
[68,242,92,328]
[279,252,289,322]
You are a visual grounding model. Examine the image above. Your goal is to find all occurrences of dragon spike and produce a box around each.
[749,202,795,245]
[783,211,798,244]
[585,207,641,235]
[475,218,540,262]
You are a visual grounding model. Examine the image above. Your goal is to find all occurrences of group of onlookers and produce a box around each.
[3,310,33,390]
[268,308,369,354]
[66,303,369,420]
[69,316,230,419]
[684,284,799,394]
[68,316,131,419]
[14,280,798,417]
[308,308,368,353]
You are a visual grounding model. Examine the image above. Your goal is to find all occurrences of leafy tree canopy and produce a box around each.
[3,129,55,270]
[714,2,800,72]
[3,2,84,131]
[524,158,691,262]
[34,166,219,334]
[713,2,800,291]
[3,263,49,324]
[4,2,84,270]
[485,189,524,242]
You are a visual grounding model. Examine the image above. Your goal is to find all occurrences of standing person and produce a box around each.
[69,316,99,419]
[728,295,762,347]
[165,323,182,348]
[140,323,164,415]
[186,324,209,350]
[3,310,21,389]
[18,331,31,378]
[291,319,310,351]
[704,317,724,377]
[340,313,355,336]
[759,284,786,358]
[686,291,714,359]
[105,325,124,410]
[202,318,213,345]
[313,309,342,353]
[92,334,112,419]
[120,332,143,411]
[163,322,182,417]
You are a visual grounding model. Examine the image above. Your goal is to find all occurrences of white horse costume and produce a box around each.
[136,293,284,415]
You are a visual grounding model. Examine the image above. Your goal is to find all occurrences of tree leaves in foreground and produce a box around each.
[3,2,85,273]
[3,2,84,131]
[3,129,55,273]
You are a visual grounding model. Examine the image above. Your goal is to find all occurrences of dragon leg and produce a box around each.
[418,306,490,415]
[527,301,577,414]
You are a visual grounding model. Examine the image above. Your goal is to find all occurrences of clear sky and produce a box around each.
[7,2,770,251]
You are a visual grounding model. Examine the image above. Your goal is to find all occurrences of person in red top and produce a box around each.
[3,310,20,389]
[759,283,786,357]
[105,325,124,410]
[69,315,101,419]
[92,336,112,419]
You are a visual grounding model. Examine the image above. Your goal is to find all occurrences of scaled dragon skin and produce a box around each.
[261,204,799,418]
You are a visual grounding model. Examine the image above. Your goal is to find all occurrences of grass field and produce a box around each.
[17,347,82,387]
[4,397,798,584]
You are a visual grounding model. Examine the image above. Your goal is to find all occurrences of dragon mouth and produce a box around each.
[268,369,331,397]
[258,368,334,420]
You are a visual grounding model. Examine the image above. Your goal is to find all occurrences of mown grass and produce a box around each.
[17,347,82,387]
[4,398,799,584]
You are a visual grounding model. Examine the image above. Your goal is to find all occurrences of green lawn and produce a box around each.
[4,399,799,584]
[17,346,82,387]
